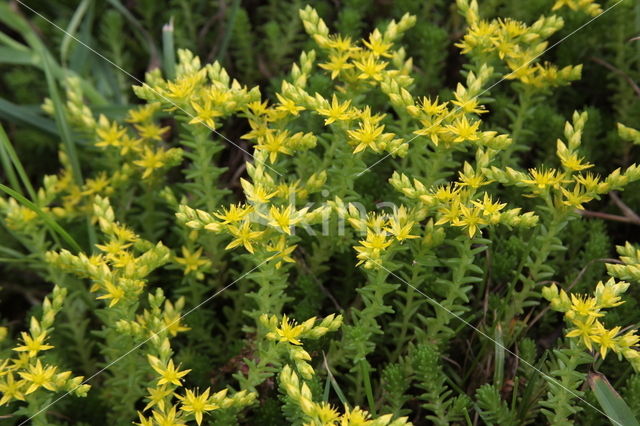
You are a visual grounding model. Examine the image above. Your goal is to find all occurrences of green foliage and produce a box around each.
[1,0,640,425]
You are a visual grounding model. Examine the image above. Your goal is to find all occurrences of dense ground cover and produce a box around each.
[1,0,640,425]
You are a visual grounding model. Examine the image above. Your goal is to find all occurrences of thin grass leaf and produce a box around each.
[589,372,640,426]
[0,124,37,200]
[105,0,160,68]
[323,352,350,408]
[0,46,36,66]
[216,0,241,63]
[0,184,82,253]
[60,0,92,65]
[41,50,83,186]
[323,375,331,402]
[0,99,57,134]
[360,360,376,415]
[0,138,22,197]
[41,51,97,249]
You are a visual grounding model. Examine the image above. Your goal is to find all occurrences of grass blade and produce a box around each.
[41,48,97,249]
[360,360,376,415]
[0,183,82,253]
[0,124,37,200]
[589,372,640,426]
[61,0,92,65]
[323,352,350,408]
[0,99,57,135]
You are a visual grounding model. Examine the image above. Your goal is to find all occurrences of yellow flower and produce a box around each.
[319,53,354,80]
[119,135,141,156]
[569,294,603,318]
[458,164,491,188]
[453,205,487,237]
[148,356,191,387]
[327,34,356,52]
[165,74,200,100]
[522,168,565,190]
[565,317,599,350]
[225,221,264,254]
[135,123,170,141]
[360,230,392,252]
[95,122,126,148]
[347,120,390,154]
[594,279,628,308]
[134,147,166,179]
[163,300,191,337]
[266,236,297,269]
[276,93,305,116]
[451,95,487,115]
[0,373,25,405]
[240,179,277,204]
[136,412,155,426]
[317,95,354,125]
[574,172,601,192]
[257,130,292,163]
[269,315,305,345]
[214,204,253,224]
[341,406,373,426]
[472,193,507,219]
[177,388,219,425]
[19,360,57,394]
[561,185,593,209]
[127,102,161,123]
[152,404,186,426]
[13,331,54,358]
[385,208,419,241]
[315,402,340,424]
[96,280,125,307]
[591,325,622,359]
[266,205,306,235]
[353,53,388,81]
[363,29,392,57]
[175,247,211,277]
[189,99,223,129]
[446,116,480,143]
[558,151,593,172]
[144,385,173,412]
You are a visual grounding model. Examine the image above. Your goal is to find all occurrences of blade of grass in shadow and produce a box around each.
[41,48,97,250]
[323,352,350,408]
[0,99,57,134]
[0,184,82,253]
[0,3,107,106]
[215,0,240,64]
[0,124,37,200]
[0,46,35,66]
[0,137,22,197]
[105,0,160,69]
[60,0,92,65]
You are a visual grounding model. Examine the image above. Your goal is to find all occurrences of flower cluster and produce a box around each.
[543,278,640,369]
[261,313,343,379]
[46,196,171,308]
[485,111,640,210]
[125,291,256,426]
[552,0,603,16]
[279,365,410,426]
[0,286,89,407]
[457,0,583,90]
